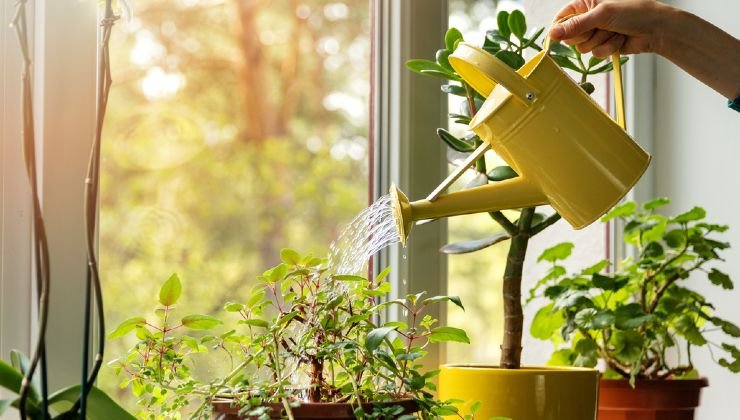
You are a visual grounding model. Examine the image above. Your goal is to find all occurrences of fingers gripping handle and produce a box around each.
[546,14,627,129]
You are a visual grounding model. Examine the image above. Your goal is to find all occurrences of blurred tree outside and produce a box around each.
[99,0,370,412]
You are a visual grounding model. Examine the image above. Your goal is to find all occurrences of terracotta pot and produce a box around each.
[598,378,708,420]
[212,398,418,419]
[438,365,599,419]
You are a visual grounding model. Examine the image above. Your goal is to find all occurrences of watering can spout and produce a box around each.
[390,179,548,246]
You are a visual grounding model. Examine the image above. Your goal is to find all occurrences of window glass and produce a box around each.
[98,0,370,410]
[445,0,523,366]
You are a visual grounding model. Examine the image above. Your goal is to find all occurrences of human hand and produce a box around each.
[549,0,672,57]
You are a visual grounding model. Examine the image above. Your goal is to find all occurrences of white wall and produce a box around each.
[654,1,740,419]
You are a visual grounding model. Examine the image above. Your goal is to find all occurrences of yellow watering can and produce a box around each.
[391,33,650,245]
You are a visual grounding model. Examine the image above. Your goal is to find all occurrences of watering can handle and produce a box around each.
[449,43,539,103]
[448,22,627,129]
[543,15,627,130]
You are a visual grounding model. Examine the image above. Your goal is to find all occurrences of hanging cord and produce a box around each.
[76,1,118,417]
[12,0,51,418]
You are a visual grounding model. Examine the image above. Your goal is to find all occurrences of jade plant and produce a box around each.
[529,198,740,382]
[406,10,626,368]
[109,249,470,418]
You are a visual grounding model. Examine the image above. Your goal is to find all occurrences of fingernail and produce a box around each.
[550,25,564,39]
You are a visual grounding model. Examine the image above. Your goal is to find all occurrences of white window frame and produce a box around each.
[0,0,98,409]
[372,0,449,367]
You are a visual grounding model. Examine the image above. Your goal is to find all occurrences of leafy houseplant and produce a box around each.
[530,198,740,417]
[404,9,630,419]
[109,249,470,419]
[406,9,627,370]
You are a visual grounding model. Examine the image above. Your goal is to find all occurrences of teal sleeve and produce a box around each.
[730,95,740,112]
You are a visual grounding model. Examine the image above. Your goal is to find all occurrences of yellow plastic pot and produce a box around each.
[438,365,599,420]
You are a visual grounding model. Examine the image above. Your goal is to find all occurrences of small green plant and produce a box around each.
[110,249,470,418]
[530,198,740,382]
[406,10,627,369]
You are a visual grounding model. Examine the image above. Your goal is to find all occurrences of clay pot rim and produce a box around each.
[599,377,709,389]
[211,397,418,409]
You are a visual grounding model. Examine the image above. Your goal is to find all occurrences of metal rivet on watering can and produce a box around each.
[526,92,535,101]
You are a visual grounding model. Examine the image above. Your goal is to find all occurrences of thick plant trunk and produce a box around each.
[500,208,534,369]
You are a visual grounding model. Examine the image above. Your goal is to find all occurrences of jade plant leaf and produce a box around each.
[444,27,463,51]
[487,166,518,181]
[496,10,511,39]
[436,128,475,153]
[440,234,511,254]
[507,9,526,40]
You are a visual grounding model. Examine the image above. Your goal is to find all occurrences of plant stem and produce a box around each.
[500,207,535,368]
[489,212,517,236]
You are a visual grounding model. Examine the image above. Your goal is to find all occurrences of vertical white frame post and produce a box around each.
[373,0,449,366]
[1,0,33,374]
[34,0,98,390]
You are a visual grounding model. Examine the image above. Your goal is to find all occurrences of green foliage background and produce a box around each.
[99,0,370,411]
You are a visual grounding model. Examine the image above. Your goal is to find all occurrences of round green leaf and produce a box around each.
[445,27,463,51]
[487,166,518,181]
[496,10,511,40]
[280,248,301,265]
[494,50,525,70]
[108,317,146,339]
[507,9,526,40]
[436,49,454,72]
[530,303,564,340]
[159,273,182,306]
[181,314,222,330]
[672,206,706,223]
[224,302,245,312]
[429,326,470,344]
[537,242,574,263]
[602,201,637,222]
[643,197,670,211]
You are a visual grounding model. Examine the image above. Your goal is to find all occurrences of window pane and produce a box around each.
[445,0,522,366]
[98,1,370,411]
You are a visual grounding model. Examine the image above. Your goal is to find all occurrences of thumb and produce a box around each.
[549,11,601,40]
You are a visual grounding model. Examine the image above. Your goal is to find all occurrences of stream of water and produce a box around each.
[328,194,400,275]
